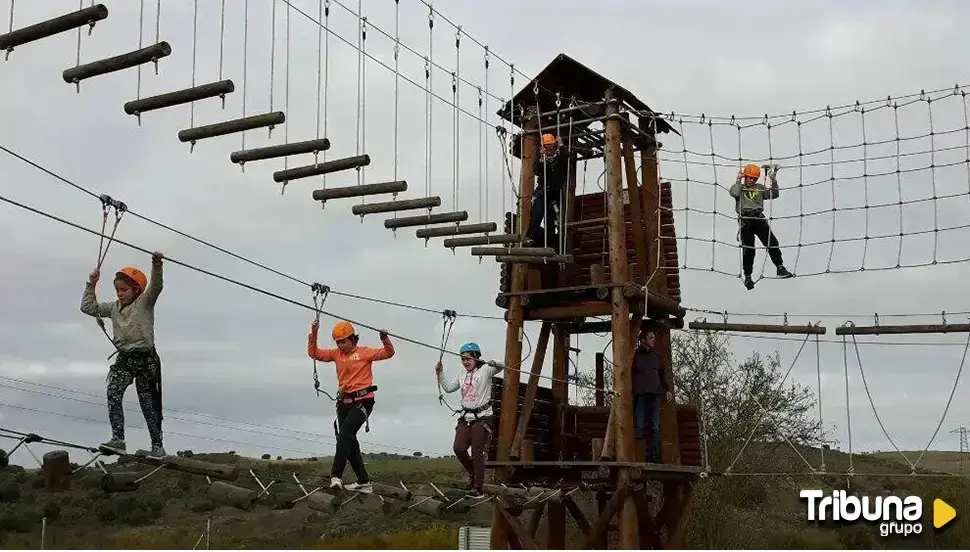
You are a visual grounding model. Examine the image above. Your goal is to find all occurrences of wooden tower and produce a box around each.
[485,54,703,549]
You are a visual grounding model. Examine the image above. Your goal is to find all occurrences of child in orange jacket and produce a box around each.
[308,319,394,492]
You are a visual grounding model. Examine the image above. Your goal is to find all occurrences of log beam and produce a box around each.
[510,322,553,460]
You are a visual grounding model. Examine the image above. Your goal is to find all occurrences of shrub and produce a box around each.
[0,481,20,503]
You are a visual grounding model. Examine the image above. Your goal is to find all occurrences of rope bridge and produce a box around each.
[654,85,970,283]
[680,315,970,479]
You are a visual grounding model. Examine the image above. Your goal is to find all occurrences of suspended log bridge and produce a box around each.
[229,138,331,165]
[0,4,108,56]
[277,154,370,183]
[124,80,235,116]
[178,112,286,144]
[312,180,407,203]
[688,321,827,335]
[63,42,171,86]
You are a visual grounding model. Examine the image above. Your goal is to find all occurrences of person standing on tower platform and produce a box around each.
[525,133,570,251]
[631,324,673,464]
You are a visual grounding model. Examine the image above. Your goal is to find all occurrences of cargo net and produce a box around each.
[657,84,970,282]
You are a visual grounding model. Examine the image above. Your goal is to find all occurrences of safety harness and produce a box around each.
[333,385,378,434]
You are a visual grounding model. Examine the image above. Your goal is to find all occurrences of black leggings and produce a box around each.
[331,399,373,482]
[106,349,163,446]
[527,185,559,245]
[740,216,783,276]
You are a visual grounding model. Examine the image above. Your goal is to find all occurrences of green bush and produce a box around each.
[42,502,61,522]
[0,504,39,533]
[0,480,20,503]
[95,501,117,523]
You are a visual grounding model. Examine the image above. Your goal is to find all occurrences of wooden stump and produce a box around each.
[409,495,444,518]
[42,450,71,492]
[307,491,340,514]
[207,481,259,511]
[101,472,141,493]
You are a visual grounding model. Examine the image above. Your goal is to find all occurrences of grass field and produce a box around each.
[0,447,967,549]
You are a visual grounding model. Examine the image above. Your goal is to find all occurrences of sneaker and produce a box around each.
[465,489,486,500]
[344,482,373,494]
[100,439,126,453]
[776,266,794,278]
[149,445,167,458]
[743,276,755,290]
[328,477,343,490]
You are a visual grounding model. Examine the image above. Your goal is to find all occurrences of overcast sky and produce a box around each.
[1,0,969,474]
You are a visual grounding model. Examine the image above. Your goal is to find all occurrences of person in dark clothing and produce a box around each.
[728,163,794,290]
[526,133,570,250]
[631,327,673,464]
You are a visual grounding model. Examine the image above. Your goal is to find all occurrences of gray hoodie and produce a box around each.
[80,263,163,352]
[729,181,779,216]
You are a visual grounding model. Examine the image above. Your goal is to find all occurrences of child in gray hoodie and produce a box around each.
[80,251,166,457]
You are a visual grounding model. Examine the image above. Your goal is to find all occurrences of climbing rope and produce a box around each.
[93,194,127,354]
[435,310,462,414]
[310,283,336,401]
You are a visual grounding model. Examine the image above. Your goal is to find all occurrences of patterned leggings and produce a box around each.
[106,349,163,447]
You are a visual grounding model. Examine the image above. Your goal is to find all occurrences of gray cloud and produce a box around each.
[2,0,969,472]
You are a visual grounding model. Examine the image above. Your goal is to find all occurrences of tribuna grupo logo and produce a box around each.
[800,489,922,537]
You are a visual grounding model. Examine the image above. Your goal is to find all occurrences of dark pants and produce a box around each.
[107,348,163,447]
[740,216,784,276]
[454,417,491,490]
[634,393,662,463]
[331,399,373,482]
[527,185,560,248]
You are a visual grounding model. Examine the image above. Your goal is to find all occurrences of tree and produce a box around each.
[569,330,833,470]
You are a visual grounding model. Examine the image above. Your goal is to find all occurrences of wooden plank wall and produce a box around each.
[488,377,703,466]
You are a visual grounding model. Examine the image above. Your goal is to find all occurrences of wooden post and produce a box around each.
[594,352,605,407]
[640,144,662,295]
[603,87,639,550]
[654,325,681,465]
[492,107,539,550]
[622,140,649,283]
[546,324,569,549]
[510,321,552,460]
[42,450,71,492]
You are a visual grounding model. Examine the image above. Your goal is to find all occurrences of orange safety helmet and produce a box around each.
[742,163,761,180]
[332,320,356,342]
[541,133,558,147]
[115,267,147,291]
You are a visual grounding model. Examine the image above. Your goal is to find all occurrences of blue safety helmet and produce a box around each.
[459,342,481,356]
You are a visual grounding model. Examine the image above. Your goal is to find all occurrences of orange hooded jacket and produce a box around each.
[307,326,395,398]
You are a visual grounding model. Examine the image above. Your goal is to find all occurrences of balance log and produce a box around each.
[42,450,71,492]
[380,497,409,516]
[372,482,412,502]
[102,472,141,493]
[307,491,340,514]
[208,481,259,511]
[409,495,444,518]
[134,451,238,481]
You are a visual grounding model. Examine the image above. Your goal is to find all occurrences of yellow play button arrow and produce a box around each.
[934,498,956,529]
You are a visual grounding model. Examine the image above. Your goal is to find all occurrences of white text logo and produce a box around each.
[800,490,923,537]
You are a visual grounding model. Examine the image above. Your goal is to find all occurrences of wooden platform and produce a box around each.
[486,460,704,484]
